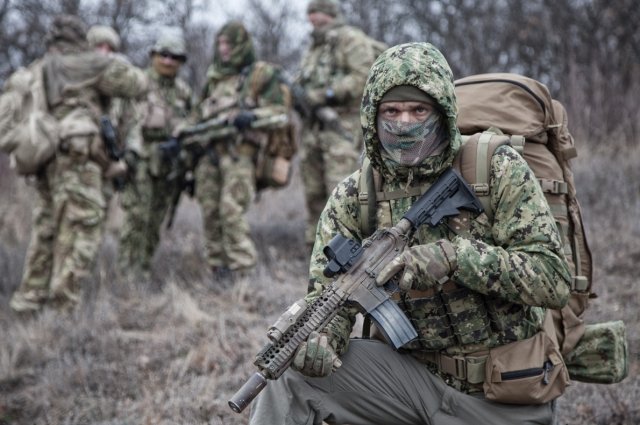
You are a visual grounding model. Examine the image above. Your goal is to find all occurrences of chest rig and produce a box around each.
[357,152,528,353]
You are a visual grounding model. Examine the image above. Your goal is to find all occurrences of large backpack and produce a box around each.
[0,60,60,175]
[357,73,627,384]
[453,73,592,356]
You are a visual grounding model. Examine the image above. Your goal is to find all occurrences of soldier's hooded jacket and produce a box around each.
[306,42,571,388]
[198,21,289,132]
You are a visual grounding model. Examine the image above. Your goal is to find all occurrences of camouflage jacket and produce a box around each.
[196,60,289,150]
[297,20,379,112]
[44,48,148,120]
[306,43,572,374]
[137,67,192,150]
[42,46,148,169]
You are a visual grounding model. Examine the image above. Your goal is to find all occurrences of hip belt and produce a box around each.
[412,350,488,384]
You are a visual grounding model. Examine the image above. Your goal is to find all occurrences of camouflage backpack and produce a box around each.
[0,60,60,175]
[357,73,628,384]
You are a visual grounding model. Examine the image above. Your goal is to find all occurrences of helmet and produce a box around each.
[87,25,121,51]
[306,0,340,17]
[150,33,187,61]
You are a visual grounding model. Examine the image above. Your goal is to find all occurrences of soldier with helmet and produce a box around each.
[86,25,142,203]
[87,25,121,54]
[117,32,193,278]
[9,15,148,314]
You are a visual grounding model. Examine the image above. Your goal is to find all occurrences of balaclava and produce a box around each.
[376,85,448,166]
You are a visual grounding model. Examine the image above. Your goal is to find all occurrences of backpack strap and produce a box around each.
[358,156,378,237]
[454,131,515,221]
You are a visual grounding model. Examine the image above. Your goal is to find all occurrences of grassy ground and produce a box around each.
[0,146,638,424]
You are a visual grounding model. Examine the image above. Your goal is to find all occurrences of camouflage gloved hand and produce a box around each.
[375,240,457,291]
[292,331,342,378]
[305,88,328,108]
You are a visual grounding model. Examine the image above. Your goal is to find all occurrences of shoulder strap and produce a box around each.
[454,131,517,220]
[358,156,378,237]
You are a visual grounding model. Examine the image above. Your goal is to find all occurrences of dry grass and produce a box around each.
[0,146,638,424]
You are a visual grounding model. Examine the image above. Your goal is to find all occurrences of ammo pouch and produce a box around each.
[255,154,291,189]
[563,320,628,384]
[148,142,170,178]
[398,282,492,351]
[483,312,570,404]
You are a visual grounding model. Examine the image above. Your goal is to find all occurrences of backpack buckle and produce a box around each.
[471,183,490,196]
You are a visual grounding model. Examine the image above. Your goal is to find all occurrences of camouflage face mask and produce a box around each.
[376,112,447,166]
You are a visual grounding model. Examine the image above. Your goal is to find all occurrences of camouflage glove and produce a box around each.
[375,240,457,291]
[305,88,328,108]
[292,331,342,378]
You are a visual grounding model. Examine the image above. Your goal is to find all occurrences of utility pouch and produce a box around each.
[255,155,291,189]
[59,109,100,162]
[563,320,628,384]
[483,313,570,404]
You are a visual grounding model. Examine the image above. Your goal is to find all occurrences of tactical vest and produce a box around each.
[357,144,537,352]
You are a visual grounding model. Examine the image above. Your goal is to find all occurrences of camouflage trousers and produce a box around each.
[118,159,176,274]
[300,113,362,245]
[195,151,257,271]
[10,155,106,312]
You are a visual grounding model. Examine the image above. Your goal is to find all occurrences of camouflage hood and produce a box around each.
[361,42,461,182]
[207,21,256,80]
[45,14,89,54]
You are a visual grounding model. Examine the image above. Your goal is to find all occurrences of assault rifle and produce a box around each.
[228,168,484,413]
[99,115,126,190]
[163,113,290,228]
[290,83,348,137]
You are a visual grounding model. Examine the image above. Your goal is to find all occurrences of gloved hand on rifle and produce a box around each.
[375,240,457,291]
[292,331,342,377]
[232,110,257,131]
[158,136,181,160]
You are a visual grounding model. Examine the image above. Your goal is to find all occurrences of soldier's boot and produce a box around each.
[211,266,233,288]
[9,290,47,315]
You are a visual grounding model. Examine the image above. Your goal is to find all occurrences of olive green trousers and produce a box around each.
[249,339,555,425]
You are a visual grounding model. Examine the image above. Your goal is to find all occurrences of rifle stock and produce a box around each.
[228,168,483,413]
[99,115,127,190]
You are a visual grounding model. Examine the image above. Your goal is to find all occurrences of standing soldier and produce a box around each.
[86,25,142,209]
[296,0,384,246]
[9,15,148,314]
[190,21,291,278]
[117,33,192,278]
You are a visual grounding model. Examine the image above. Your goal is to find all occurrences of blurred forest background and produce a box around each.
[0,0,638,424]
